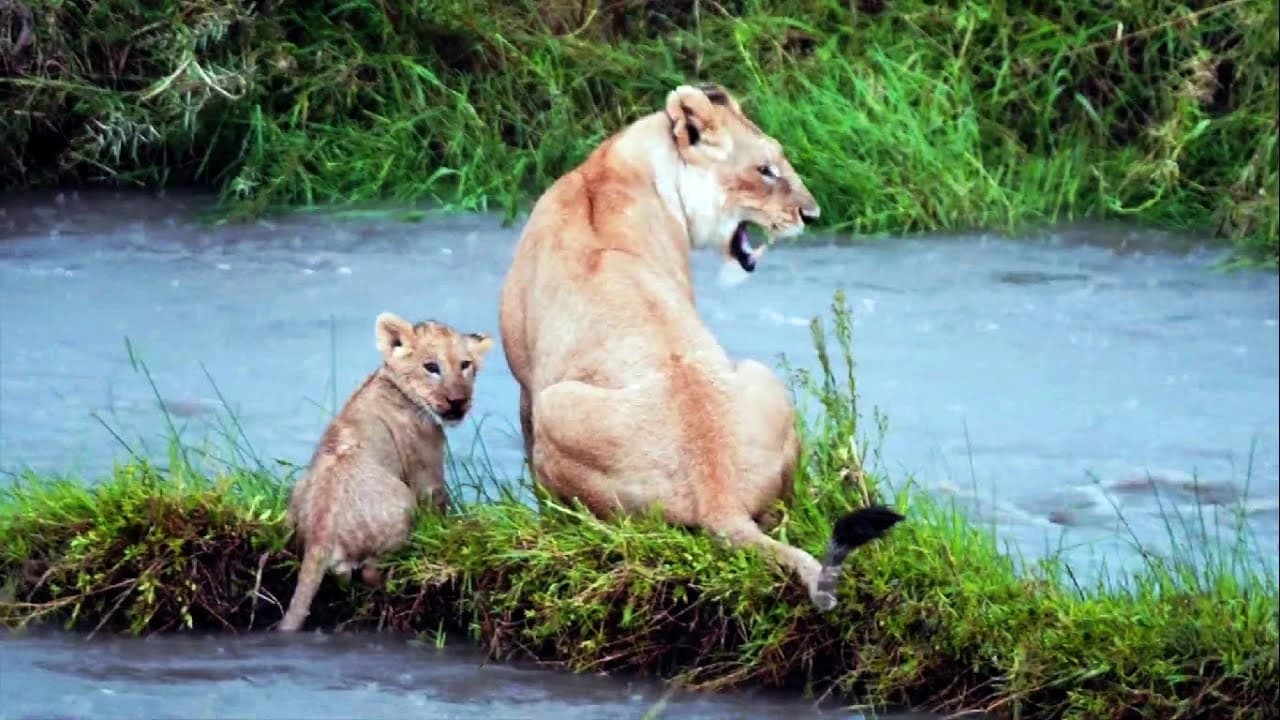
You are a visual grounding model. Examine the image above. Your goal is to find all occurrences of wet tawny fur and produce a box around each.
[278,313,494,632]
[498,83,900,611]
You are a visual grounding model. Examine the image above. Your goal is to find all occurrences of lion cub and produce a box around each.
[277,312,494,632]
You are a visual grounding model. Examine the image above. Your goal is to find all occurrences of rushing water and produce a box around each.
[1,189,1277,717]
[1,629,859,719]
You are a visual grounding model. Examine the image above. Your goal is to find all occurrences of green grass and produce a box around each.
[1,291,1276,719]
[2,0,1277,266]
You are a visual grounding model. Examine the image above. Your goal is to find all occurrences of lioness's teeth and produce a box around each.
[749,233,776,260]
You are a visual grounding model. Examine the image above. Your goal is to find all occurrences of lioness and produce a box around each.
[497,83,903,612]
[278,312,494,632]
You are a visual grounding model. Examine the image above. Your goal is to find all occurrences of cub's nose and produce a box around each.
[443,398,468,419]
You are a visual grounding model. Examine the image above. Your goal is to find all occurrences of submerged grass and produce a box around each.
[1,0,1277,265]
[1,292,1277,718]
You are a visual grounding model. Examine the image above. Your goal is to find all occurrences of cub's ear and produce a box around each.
[375,312,416,359]
[665,84,732,161]
[465,332,494,360]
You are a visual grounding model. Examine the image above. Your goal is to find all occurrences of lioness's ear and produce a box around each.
[695,82,743,115]
[465,332,494,359]
[375,312,415,359]
[665,84,732,161]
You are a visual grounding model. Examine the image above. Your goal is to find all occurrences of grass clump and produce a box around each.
[1,0,1277,265]
[2,291,1277,718]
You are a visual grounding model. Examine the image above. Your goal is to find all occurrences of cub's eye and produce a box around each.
[460,360,472,371]
[424,361,441,375]
[757,164,777,179]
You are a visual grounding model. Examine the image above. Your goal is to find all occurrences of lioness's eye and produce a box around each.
[424,361,441,374]
[460,360,472,371]
[757,165,777,179]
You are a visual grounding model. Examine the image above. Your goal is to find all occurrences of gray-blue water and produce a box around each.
[1,629,852,719]
[1,189,1276,718]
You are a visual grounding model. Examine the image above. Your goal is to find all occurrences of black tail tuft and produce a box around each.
[815,505,907,598]
[830,505,905,552]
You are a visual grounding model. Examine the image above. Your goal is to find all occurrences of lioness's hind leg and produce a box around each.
[519,384,534,464]
[734,359,802,526]
[531,381,687,523]
[708,516,835,612]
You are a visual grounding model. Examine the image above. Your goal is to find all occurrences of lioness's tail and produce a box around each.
[278,543,329,632]
[815,505,905,597]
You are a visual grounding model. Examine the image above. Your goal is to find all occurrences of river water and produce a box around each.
[2,629,860,720]
[1,189,1276,717]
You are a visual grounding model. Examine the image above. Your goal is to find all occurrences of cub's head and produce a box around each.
[665,83,820,272]
[374,312,494,426]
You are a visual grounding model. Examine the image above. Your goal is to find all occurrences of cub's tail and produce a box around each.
[815,505,905,597]
[278,543,330,632]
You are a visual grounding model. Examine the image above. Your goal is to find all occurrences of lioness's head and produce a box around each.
[664,83,820,272]
[374,312,495,426]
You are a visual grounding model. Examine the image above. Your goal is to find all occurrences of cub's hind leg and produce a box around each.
[327,469,416,606]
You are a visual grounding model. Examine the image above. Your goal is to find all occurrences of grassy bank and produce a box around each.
[2,293,1276,719]
[2,0,1277,265]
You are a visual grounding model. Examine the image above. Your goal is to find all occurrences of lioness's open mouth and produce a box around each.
[728,221,757,273]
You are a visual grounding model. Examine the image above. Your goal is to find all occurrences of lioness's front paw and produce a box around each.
[811,589,838,612]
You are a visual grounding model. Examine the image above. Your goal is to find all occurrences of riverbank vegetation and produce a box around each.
[1,293,1275,718]
[1,0,1276,265]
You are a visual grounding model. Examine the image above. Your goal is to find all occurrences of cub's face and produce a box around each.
[374,312,494,426]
